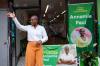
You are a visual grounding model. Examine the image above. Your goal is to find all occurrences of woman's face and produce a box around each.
[80,28,85,36]
[30,16,38,26]
[64,47,69,54]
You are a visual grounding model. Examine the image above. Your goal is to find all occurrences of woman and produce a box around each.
[76,28,88,48]
[7,12,48,66]
[58,46,76,65]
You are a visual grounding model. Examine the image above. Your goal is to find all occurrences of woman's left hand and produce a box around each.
[37,40,42,44]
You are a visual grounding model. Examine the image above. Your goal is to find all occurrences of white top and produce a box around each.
[59,53,75,61]
[12,17,48,43]
[58,52,77,66]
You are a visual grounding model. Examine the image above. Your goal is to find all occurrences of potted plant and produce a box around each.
[80,51,98,66]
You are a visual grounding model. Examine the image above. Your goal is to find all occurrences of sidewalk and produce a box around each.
[17,56,25,66]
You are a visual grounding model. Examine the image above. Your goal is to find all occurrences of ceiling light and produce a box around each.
[61,10,66,14]
[45,5,49,13]
[43,14,45,17]
[57,15,60,18]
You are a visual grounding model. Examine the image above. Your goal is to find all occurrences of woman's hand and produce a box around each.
[7,12,16,18]
[35,40,42,47]
[37,40,42,44]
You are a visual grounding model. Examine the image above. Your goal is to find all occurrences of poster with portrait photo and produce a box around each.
[71,27,92,48]
[57,44,77,66]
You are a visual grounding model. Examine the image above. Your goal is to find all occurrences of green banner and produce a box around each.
[43,44,77,66]
[43,45,61,66]
[68,3,94,55]
[97,0,100,56]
